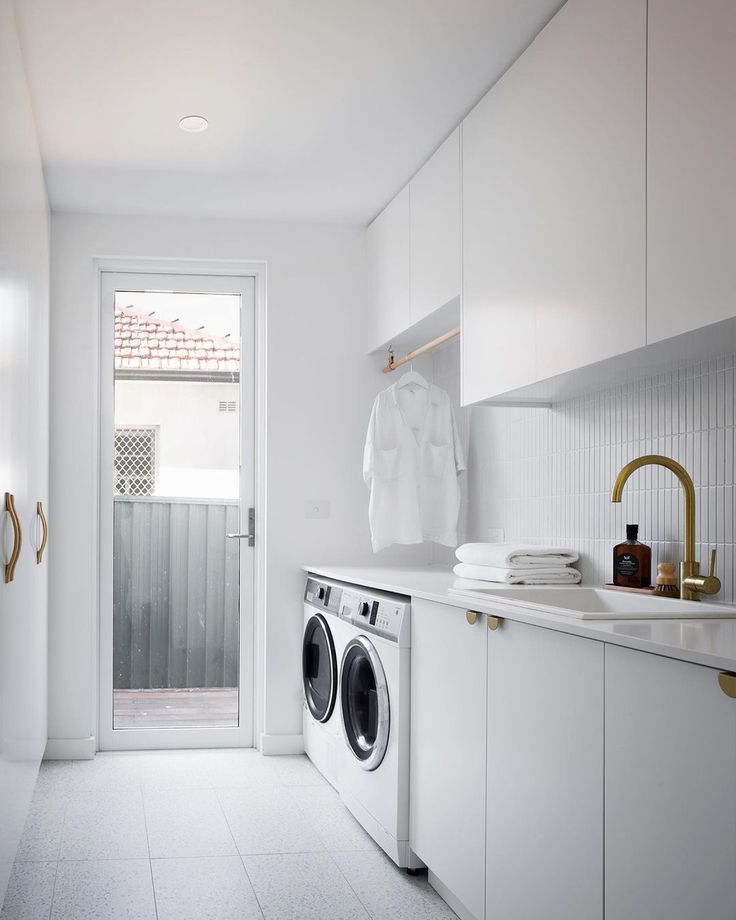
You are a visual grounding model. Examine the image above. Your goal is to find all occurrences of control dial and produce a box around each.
[359,601,370,618]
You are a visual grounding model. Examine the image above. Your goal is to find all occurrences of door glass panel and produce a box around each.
[112,290,241,730]
[344,651,378,754]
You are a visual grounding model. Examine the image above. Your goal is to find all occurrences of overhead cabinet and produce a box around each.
[461,0,646,404]
[646,0,736,343]
[368,130,461,353]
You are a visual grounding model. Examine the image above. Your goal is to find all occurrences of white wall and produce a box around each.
[49,212,424,755]
[433,342,736,603]
[0,0,50,901]
[115,379,240,499]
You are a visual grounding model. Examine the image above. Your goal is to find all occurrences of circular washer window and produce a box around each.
[340,636,390,771]
[302,614,337,722]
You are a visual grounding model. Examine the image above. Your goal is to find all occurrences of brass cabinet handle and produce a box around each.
[718,672,736,699]
[4,493,22,584]
[36,501,48,565]
[487,615,503,631]
[466,610,480,625]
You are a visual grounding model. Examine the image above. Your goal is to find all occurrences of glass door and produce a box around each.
[98,271,255,749]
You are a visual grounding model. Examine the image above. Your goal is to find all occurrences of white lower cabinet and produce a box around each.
[486,620,603,920]
[605,645,736,920]
[410,599,487,920]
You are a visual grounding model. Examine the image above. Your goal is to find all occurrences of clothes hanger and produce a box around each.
[397,360,429,390]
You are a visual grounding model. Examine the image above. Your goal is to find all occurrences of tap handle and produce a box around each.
[710,548,717,578]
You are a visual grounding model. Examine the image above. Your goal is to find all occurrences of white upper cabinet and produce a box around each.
[462,0,646,404]
[410,129,461,325]
[647,0,736,343]
[605,645,736,920]
[367,184,411,350]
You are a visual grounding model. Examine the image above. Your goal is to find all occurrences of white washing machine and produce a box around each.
[337,583,423,870]
[302,577,351,789]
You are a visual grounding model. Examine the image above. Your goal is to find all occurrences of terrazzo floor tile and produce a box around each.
[217,786,324,856]
[272,755,329,787]
[152,856,263,920]
[243,853,370,920]
[15,798,65,862]
[333,850,459,920]
[136,752,212,792]
[31,763,78,803]
[50,859,155,920]
[60,790,149,861]
[0,861,56,920]
[143,788,237,858]
[204,750,281,788]
[71,754,141,792]
[292,786,375,852]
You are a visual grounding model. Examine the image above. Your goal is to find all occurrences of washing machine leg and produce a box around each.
[406,868,421,877]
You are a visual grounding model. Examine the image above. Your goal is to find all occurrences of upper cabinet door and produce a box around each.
[462,0,646,404]
[647,0,736,343]
[367,185,411,351]
[410,129,461,325]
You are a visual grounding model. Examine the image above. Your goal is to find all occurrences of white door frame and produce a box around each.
[95,258,267,751]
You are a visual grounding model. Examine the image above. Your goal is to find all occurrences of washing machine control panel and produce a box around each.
[339,589,409,642]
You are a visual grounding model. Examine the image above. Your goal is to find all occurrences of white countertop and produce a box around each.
[303,563,736,672]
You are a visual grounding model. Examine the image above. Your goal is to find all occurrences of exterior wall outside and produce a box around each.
[115,379,239,499]
[432,343,736,604]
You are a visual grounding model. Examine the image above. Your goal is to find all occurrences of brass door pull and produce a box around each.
[718,672,736,699]
[466,610,480,625]
[487,615,503,631]
[4,493,22,584]
[36,501,48,565]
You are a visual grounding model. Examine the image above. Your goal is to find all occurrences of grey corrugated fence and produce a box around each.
[113,497,240,690]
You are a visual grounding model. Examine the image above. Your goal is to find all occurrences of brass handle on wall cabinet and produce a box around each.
[718,672,736,699]
[4,493,22,584]
[36,501,48,564]
[466,610,480,625]
[487,615,503,631]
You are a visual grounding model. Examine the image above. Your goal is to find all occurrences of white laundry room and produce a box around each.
[2,1,736,918]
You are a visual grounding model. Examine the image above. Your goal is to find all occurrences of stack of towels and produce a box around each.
[454,543,582,585]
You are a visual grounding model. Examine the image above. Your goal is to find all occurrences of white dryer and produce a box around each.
[337,584,423,870]
[302,577,351,789]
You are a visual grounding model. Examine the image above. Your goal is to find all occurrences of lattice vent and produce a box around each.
[218,400,237,412]
[114,427,158,495]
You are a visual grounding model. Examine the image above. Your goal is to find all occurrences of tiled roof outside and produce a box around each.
[115,306,240,373]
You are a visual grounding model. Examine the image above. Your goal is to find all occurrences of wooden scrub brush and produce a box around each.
[654,562,678,596]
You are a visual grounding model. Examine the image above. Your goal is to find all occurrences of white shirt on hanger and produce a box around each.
[363,380,466,552]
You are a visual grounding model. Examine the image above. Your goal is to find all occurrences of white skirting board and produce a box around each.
[44,736,96,760]
[259,733,305,756]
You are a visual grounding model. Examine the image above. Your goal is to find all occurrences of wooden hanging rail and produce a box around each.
[383,326,460,373]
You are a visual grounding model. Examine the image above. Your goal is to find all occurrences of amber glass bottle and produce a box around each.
[613,524,651,588]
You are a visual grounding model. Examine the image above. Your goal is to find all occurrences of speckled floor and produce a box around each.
[0,750,457,920]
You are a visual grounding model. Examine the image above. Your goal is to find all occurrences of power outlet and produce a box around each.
[305,500,330,520]
[487,528,505,543]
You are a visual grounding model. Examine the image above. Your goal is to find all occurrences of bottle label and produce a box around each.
[616,553,640,577]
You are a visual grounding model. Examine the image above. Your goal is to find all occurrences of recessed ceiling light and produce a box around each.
[179,115,209,133]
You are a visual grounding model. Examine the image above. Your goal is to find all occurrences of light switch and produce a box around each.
[305,500,330,520]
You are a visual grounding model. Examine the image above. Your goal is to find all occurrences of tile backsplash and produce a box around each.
[433,345,736,604]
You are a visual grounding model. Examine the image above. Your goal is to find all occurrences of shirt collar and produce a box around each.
[390,382,441,406]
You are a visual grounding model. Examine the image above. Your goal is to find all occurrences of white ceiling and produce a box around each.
[15,0,563,223]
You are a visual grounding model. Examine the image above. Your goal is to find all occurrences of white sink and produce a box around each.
[448,585,736,620]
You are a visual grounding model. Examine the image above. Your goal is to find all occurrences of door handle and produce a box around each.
[227,508,255,547]
[36,501,48,564]
[4,492,22,584]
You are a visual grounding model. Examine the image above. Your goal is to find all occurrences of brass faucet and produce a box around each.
[610,455,721,601]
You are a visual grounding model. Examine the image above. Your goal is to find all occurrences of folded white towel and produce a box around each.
[453,563,582,585]
[456,543,579,568]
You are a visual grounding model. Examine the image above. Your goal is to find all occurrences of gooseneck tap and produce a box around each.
[610,454,721,601]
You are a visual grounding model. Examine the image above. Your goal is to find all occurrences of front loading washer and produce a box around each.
[337,584,423,870]
[302,577,350,789]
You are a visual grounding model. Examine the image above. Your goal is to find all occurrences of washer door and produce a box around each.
[303,614,337,722]
[340,636,390,771]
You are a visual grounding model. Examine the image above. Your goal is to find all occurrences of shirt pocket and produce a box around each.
[375,446,401,481]
[422,442,451,478]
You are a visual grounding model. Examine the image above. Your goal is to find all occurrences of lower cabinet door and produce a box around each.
[410,599,487,920]
[486,620,604,920]
[605,645,736,920]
